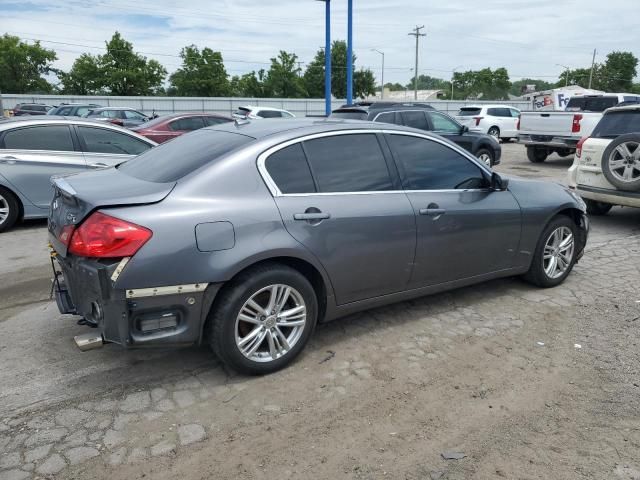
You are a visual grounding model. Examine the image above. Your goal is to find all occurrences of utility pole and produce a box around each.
[346,0,353,105]
[588,48,597,89]
[316,0,331,116]
[408,25,426,100]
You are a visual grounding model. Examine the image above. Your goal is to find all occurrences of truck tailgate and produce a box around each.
[519,112,575,134]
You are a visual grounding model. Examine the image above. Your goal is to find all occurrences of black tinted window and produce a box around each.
[3,125,74,151]
[78,126,151,155]
[204,116,231,126]
[169,116,205,131]
[118,130,254,183]
[387,134,487,190]
[265,143,315,194]
[329,111,368,120]
[303,134,393,192]
[374,112,396,124]
[592,112,640,138]
[401,111,428,130]
[429,112,461,133]
[566,97,619,112]
[57,106,73,116]
[258,110,282,118]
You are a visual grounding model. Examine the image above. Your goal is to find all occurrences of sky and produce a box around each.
[1,0,639,88]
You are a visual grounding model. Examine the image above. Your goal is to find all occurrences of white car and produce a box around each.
[455,105,520,141]
[232,105,295,120]
[568,105,640,215]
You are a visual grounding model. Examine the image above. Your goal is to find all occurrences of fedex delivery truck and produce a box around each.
[529,87,603,111]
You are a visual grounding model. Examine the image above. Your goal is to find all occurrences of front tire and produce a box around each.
[0,187,20,233]
[208,263,317,375]
[585,199,613,216]
[527,146,548,163]
[476,148,495,167]
[523,216,578,288]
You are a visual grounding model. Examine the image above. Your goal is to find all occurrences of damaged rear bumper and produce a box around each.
[51,252,221,348]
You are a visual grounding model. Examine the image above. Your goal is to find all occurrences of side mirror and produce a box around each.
[490,172,509,191]
[461,125,469,134]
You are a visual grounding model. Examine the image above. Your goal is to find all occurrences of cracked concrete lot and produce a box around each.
[1,143,639,480]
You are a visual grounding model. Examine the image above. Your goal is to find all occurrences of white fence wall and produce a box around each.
[0,94,532,117]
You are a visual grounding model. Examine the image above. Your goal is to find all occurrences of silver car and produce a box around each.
[49,119,588,374]
[0,117,156,231]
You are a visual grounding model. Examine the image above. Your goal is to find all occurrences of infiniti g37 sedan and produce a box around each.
[48,119,589,374]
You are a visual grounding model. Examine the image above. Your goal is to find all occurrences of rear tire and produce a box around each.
[0,187,20,233]
[207,263,317,375]
[523,215,578,288]
[585,199,613,216]
[476,148,495,167]
[527,146,548,163]
[487,126,500,140]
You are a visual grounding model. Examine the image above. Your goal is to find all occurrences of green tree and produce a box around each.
[354,68,376,99]
[510,78,555,96]
[234,69,270,97]
[406,74,449,91]
[384,82,405,91]
[0,34,57,93]
[302,40,358,99]
[600,51,638,91]
[169,45,229,96]
[265,51,306,98]
[302,49,326,98]
[452,67,511,100]
[99,32,166,95]
[59,53,102,95]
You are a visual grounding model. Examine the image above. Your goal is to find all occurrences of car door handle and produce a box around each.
[89,162,110,168]
[294,212,331,221]
[419,208,445,216]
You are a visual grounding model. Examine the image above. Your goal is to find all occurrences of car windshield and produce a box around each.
[330,110,368,120]
[457,108,482,116]
[592,111,640,138]
[117,129,255,182]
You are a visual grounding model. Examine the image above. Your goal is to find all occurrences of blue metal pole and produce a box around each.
[324,0,331,116]
[346,0,353,105]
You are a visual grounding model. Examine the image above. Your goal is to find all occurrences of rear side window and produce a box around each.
[78,126,151,155]
[265,143,315,194]
[169,116,205,131]
[329,111,368,120]
[75,106,91,117]
[592,112,640,138]
[401,111,428,130]
[457,108,482,116]
[257,110,282,118]
[118,130,254,183]
[2,125,74,152]
[303,134,393,192]
[374,112,396,124]
[387,134,487,190]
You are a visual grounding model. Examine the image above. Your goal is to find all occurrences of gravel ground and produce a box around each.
[1,143,639,480]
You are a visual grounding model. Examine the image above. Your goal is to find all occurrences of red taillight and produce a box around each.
[571,114,583,133]
[473,116,484,126]
[59,224,75,246]
[576,136,589,158]
[68,212,152,258]
[516,116,521,130]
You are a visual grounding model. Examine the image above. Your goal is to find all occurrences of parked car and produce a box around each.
[519,94,639,163]
[568,105,640,215]
[48,118,588,374]
[48,103,101,117]
[131,113,233,143]
[82,107,149,127]
[341,101,435,110]
[0,117,156,232]
[10,103,54,116]
[232,106,295,119]
[330,106,501,166]
[455,105,520,142]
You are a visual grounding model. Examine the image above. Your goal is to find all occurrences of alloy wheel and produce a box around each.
[542,226,574,279]
[478,153,492,167]
[0,192,9,225]
[235,284,307,363]
[608,141,640,183]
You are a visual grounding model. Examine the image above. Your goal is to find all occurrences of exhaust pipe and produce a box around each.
[74,332,104,351]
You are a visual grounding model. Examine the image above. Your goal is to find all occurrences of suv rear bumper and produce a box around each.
[577,185,640,208]
[51,250,220,348]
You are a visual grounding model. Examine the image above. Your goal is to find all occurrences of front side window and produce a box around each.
[429,112,461,133]
[78,126,151,155]
[303,134,393,192]
[374,112,396,124]
[509,108,520,117]
[386,134,488,190]
[124,110,146,120]
[265,143,315,194]
[2,125,74,152]
[401,111,428,130]
[57,106,73,116]
[169,116,205,132]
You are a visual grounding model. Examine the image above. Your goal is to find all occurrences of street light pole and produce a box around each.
[408,25,426,100]
[450,65,463,100]
[346,0,353,105]
[316,0,332,116]
[556,63,570,87]
[372,49,384,99]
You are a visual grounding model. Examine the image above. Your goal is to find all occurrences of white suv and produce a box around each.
[568,105,640,215]
[455,105,520,142]
[232,105,295,120]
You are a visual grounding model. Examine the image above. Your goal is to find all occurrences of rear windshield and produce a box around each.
[566,97,619,112]
[592,111,640,138]
[118,129,254,182]
[330,110,368,120]
[457,108,482,116]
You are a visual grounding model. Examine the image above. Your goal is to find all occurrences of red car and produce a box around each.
[131,113,233,143]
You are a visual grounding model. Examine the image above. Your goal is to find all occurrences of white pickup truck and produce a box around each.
[518,94,640,163]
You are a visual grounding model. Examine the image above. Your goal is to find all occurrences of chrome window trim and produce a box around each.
[256,128,491,198]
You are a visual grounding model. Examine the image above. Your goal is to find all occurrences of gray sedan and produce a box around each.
[0,117,156,231]
[48,119,589,374]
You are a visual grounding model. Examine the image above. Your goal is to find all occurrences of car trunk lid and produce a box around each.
[48,168,175,256]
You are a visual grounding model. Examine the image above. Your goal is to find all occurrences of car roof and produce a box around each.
[240,105,289,112]
[89,107,139,111]
[604,104,640,114]
[0,116,156,139]
[460,104,519,109]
